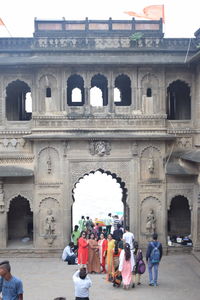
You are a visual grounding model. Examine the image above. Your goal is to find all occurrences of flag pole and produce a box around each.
[0,18,12,37]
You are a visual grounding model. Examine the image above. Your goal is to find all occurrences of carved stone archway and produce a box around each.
[71,168,128,230]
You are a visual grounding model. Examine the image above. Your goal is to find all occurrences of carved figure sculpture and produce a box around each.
[148,155,154,174]
[146,209,156,234]
[45,209,55,235]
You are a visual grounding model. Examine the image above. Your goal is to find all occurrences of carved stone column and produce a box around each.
[0,179,6,248]
[84,74,91,115]
[193,192,200,250]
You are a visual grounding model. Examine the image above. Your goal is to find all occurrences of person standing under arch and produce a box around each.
[119,243,135,289]
[78,231,89,268]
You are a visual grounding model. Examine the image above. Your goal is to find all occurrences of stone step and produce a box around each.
[0,248,62,258]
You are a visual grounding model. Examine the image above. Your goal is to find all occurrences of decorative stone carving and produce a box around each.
[145,209,156,234]
[0,180,5,213]
[44,209,56,245]
[37,146,60,182]
[140,196,161,237]
[140,146,162,181]
[89,141,111,156]
[39,197,60,247]
[176,137,192,149]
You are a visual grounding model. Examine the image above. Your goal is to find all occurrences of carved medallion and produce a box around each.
[89,141,111,157]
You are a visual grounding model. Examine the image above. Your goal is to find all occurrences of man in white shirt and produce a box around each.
[62,242,76,265]
[123,226,134,250]
[73,268,92,300]
[105,213,113,234]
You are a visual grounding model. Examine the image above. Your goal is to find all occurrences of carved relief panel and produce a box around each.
[39,197,61,246]
[140,146,162,181]
[140,196,161,236]
[37,146,60,183]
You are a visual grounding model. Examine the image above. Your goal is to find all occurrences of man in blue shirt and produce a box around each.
[0,260,23,300]
[146,233,163,287]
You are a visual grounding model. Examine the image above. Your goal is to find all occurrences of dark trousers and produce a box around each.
[65,254,76,265]
[106,225,111,234]
[75,297,89,300]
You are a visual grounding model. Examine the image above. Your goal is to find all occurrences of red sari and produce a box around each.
[98,238,108,272]
[78,237,88,265]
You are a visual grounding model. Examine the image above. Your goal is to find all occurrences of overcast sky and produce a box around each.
[0,0,199,38]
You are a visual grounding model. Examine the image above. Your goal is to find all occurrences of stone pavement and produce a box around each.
[5,254,200,300]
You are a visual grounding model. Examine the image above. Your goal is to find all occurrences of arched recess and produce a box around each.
[168,195,191,237]
[7,195,33,243]
[141,73,159,114]
[39,74,58,113]
[37,146,60,182]
[90,74,108,106]
[71,168,128,230]
[67,74,85,106]
[166,80,191,120]
[6,80,32,121]
[114,74,131,106]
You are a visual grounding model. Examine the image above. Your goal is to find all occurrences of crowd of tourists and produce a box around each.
[61,214,163,300]
[0,214,162,300]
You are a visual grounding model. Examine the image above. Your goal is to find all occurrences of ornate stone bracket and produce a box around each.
[89,140,111,156]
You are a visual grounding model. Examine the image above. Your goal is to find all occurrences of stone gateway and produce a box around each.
[0,18,200,252]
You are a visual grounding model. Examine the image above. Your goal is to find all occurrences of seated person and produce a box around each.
[62,242,76,265]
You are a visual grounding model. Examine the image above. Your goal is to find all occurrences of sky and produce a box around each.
[0,0,199,38]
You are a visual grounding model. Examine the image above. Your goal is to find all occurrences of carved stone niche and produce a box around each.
[141,73,159,114]
[37,146,60,183]
[140,146,162,181]
[39,197,61,247]
[38,74,58,113]
[140,196,161,237]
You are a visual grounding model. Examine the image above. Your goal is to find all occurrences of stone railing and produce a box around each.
[0,36,197,51]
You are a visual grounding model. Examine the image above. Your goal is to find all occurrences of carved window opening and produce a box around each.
[167,80,191,120]
[114,74,131,106]
[90,74,108,106]
[67,74,84,106]
[168,196,191,239]
[146,88,152,97]
[7,196,33,244]
[46,87,51,98]
[72,169,128,229]
[6,80,32,121]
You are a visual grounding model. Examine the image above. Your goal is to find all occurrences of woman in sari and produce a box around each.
[113,240,122,271]
[78,231,89,268]
[88,233,101,273]
[119,243,135,289]
[106,233,115,281]
[98,233,108,273]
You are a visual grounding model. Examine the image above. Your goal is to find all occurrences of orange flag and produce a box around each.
[124,5,165,23]
[0,18,5,26]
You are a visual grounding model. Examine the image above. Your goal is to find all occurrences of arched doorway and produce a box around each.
[72,169,128,231]
[7,195,33,247]
[168,195,191,238]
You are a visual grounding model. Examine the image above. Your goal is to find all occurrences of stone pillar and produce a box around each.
[0,179,6,248]
[108,79,114,114]
[84,74,91,115]
[193,190,200,250]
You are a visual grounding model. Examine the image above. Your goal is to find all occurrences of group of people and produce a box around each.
[61,213,163,299]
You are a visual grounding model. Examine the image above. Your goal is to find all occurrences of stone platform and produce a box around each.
[3,253,200,300]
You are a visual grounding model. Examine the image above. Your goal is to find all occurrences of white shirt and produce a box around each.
[73,270,92,298]
[62,246,75,261]
[123,231,134,250]
[105,216,113,226]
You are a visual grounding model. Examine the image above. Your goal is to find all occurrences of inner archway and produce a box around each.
[72,169,128,231]
[7,195,33,247]
[168,195,191,238]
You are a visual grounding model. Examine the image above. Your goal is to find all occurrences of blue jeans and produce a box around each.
[148,261,159,285]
